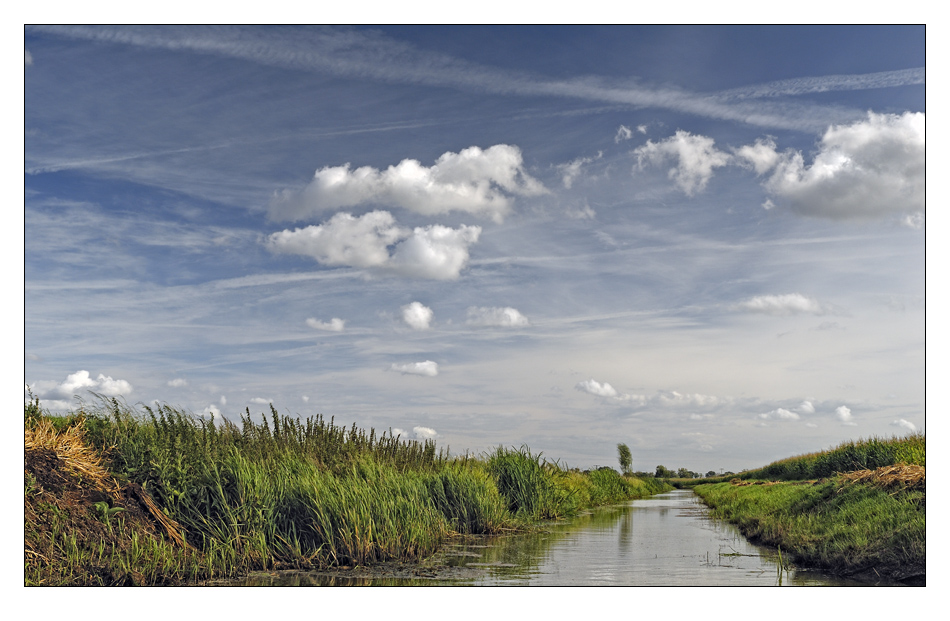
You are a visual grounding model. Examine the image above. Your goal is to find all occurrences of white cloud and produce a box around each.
[466,306,530,327]
[558,152,601,189]
[655,390,722,408]
[636,125,648,134]
[413,426,438,440]
[901,212,924,229]
[249,397,272,405]
[758,408,800,421]
[200,404,221,421]
[388,224,481,280]
[167,378,188,388]
[566,202,596,219]
[266,210,403,269]
[575,378,619,398]
[25,49,33,66]
[307,317,345,332]
[835,405,856,425]
[267,211,481,280]
[736,293,825,316]
[390,427,408,438]
[390,361,439,377]
[38,370,134,400]
[797,400,815,414]
[734,137,781,175]
[633,130,731,195]
[401,301,433,330]
[269,144,547,223]
[615,125,633,143]
[890,419,917,432]
[762,112,924,220]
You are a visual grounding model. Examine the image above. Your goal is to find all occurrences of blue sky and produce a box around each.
[24,25,925,472]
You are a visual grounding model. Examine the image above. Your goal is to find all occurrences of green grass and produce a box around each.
[693,479,924,581]
[27,397,670,584]
[732,433,925,482]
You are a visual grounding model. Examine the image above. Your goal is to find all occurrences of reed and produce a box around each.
[27,398,671,584]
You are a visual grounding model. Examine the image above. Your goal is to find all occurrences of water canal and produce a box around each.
[226,489,869,586]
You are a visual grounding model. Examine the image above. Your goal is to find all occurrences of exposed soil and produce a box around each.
[25,447,189,585]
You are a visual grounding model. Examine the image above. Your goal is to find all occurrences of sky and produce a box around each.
[23,25,926,473]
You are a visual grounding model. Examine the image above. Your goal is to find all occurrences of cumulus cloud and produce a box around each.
[633,130,731,195]
[890,419,917,432]
[249,397,272,405]
[575,378,619,398]
[200,404,222,421]
[401,301,433,330]
[267,211,481,280]
[736,293,825,316]
[797,400,815,414]
[758,408,800,421]
[655,390,722,408]
[388,224,482,280]
[269,144,547,223]
[756,112,924,220]
[835,405,856,425]
[615,125,633,143]
[167,378,188,388]
[575,383,724,409]
[307,317,345,332]
[734,137,781,175]
[35,370,134,401]
[390,360,439,377]
[25,49,33,66]
[267,210,403,268]
[413,426,438,440]
[466,306,530,327]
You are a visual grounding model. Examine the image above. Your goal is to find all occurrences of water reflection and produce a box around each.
[228,490,871,586]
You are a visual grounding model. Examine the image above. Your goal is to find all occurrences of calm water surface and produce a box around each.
[229,489,870,586]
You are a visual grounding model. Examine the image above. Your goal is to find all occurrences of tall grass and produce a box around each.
[29,397,668,582]
[737,433,925,481]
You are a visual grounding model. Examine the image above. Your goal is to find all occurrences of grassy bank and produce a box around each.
[693,434,925,583]
[25,397,670,585]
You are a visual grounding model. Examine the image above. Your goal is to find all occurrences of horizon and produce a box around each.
[25,25,925,473]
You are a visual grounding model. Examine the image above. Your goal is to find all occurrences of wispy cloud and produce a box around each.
[735,294,826,316]
[29,25,919,132]
[306,317,345,332]
[466,306,529,328]
[390,361,439,377]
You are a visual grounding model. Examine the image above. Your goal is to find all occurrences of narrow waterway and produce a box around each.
[228,489,867,586]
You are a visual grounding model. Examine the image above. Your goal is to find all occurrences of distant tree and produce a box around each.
[676,467,692,478]
[655,465,674,478]
[706,470,717,478]
[617,443,632,475]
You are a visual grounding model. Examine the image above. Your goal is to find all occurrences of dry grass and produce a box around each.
[838,464,925,492]
[25,416,114,489]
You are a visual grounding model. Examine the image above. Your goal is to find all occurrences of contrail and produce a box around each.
[29,25,923,133]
